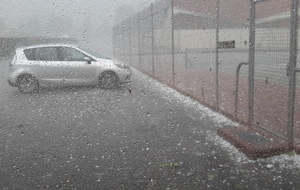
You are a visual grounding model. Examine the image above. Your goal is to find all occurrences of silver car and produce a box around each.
[7,44,132,93]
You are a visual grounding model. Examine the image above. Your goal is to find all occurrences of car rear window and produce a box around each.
[35,47,59,61]
[24,47,60,61]
[23,48,35,60]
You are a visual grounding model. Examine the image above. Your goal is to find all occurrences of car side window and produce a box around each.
[34,47,60,61]
[59,47,87,61]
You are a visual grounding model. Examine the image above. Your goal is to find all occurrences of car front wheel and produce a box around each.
[99,71,119,89]
[17,74,39,93]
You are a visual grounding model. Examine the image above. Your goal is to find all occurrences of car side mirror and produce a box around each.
[84,57,92,64]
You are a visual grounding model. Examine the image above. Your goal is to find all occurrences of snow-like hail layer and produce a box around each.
[133,69,238,126]
[133,69,300,169]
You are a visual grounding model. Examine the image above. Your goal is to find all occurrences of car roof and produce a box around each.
[16,43,78,51]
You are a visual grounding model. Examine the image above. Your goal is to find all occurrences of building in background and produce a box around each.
[113,0,293,55]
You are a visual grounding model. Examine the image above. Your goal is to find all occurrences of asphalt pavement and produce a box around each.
[1,58,300,190]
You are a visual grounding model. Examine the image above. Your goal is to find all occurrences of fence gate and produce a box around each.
[250,0,299,146]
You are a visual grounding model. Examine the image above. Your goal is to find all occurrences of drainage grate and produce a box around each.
[236,131,272,144]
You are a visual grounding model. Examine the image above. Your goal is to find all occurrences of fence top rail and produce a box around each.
[114,0,171,27]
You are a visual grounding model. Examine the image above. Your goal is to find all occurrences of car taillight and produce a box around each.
[9,55,17,66]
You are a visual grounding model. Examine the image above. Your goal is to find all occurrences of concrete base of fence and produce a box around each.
[295,146,300,155]
[217,126,291,160]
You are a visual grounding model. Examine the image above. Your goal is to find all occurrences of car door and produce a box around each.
[28,47,64,84]
[58,47,97,85]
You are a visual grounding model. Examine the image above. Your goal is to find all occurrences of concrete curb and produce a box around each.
[217,126,291,160]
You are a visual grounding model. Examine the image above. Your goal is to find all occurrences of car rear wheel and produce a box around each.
[17,74,39,93]
[99,71,119,89]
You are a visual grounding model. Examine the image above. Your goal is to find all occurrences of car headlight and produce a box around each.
[115,63,130,69]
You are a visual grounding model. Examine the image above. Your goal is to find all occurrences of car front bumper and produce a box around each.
[117,69,132,83]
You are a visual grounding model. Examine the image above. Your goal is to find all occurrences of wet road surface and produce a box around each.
[1,58,300,190]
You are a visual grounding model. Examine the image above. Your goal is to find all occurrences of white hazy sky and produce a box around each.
[0,0,157,56]
[0,0,155,28]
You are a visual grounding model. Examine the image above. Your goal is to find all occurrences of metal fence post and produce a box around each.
[151,4,155,77]
[287,0,299,147]
[171,0,175,86]
[216,0,220,111]
[122,21,126,61]
[129,18,132,66]
[112,26,116,57]
[235,62,249,120]
[248,0,256,126]
[138,12,141,68]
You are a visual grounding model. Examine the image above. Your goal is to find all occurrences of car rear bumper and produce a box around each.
[7,73,18,87]
[8,79,18,87]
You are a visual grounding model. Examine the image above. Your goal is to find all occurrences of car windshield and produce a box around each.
[1,0,300,189]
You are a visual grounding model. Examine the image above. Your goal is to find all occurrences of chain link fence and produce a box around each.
[252,0,291,140]
[113,0,299,147]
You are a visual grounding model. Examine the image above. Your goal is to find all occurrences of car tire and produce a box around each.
[99,71,119,89]
[17,74,39,93]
